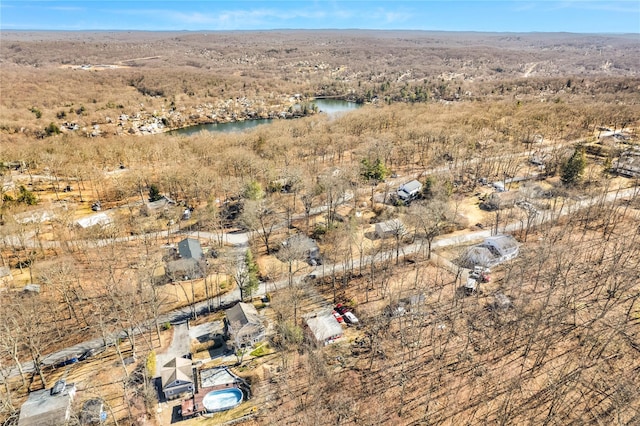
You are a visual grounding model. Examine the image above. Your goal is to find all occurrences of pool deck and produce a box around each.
[181,384,240,418]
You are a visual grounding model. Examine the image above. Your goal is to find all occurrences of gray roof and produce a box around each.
[18,383,76,426]
[399,179,422,194]
[225,302,262,328]
[161,357,193,390]
[178,238,203,260]
[483,235,518,255]
[375,219,406,236]
[306,314,343,342]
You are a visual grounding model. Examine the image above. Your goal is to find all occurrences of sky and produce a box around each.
[1,1,639,33]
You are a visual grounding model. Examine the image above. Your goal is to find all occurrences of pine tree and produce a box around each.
[561,147,586,186]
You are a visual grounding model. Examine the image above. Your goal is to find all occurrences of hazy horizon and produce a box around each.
[2,1,639,34]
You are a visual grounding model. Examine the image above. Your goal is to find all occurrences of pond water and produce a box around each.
[169,99,361,136]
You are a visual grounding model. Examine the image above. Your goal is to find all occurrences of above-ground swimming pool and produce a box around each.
[202,387,243,413]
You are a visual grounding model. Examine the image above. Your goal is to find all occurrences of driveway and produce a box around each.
[155,322,190,377]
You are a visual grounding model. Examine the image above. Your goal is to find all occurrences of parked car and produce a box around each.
[343,311,359,325]
[464,277,478,296]
[78,346,105,361]
[470,266,491,283]
[332,310,344,323]
[54,355,79,368]
[335,304,349,315]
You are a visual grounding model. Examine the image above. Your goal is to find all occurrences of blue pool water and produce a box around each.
[202,388,243,413]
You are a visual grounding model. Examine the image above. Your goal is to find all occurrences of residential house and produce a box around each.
[74,212,112,229]
[225,302,266,347]
[614,147,640,178]
[18,380,76,426]
[161,357,194,400]
[482,235,519,262]
[14,209,55,225]
[165,238,205,282]
[462,234,519,267]
[305,312,343,346]
[281,234,322,265]
[480,190,523,211]
[178,238,203,260]
[375,218,406,239]
[141,195,176,216]
[397,179,423,201]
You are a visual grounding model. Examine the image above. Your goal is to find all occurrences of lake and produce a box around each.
[169,99,361,136]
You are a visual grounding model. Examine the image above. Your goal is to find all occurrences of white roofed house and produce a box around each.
[481,235,519,263]
[305,312,343,346]
[397,179,423,202]
[161,357,194,400]
[74,212,112,229]
[462,234,519,268]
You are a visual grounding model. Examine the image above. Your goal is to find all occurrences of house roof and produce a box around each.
[225,302,262,328]
[463,246,497,268]
[161,357,193,390]
[306,313,343,342]
[398,179,422,195]
[75,212,112,228]
[145,195,176,211]
[18,383,76,426]
[178,238,203,260]
[375,218,405,235]
[483,235,518,255]
[14,210,55,224]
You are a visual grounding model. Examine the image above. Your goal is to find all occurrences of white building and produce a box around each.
[397,179,423,201]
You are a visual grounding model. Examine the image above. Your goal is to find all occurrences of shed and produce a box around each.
[161,357,194,400]
[305,313,343,346]
[375,219,406,239]
[18,381,76,426]
[225,302,266,347]
[397,179,423,201]
[178,238,203,260]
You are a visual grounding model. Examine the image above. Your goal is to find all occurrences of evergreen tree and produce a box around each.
[561,147,586,186]
[242,249,260,300]
[148,184,163,202]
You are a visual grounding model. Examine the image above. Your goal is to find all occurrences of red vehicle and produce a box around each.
[335,304,349,315]
[332,310,344,323]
